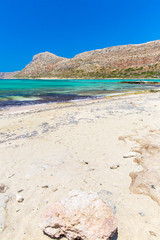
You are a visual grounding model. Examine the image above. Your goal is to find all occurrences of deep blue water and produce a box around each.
[0,79,160,108]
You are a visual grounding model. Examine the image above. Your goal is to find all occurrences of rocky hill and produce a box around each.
[0,71,20,79]
[9,40,160,79]
[16,52,68,79]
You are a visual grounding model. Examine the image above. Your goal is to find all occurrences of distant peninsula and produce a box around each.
[1,40,160,79]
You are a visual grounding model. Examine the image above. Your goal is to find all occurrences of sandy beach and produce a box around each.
[0,92,160,240]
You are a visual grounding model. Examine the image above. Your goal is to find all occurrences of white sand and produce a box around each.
[0,92,160,240]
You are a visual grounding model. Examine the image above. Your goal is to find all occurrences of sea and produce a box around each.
[0,79,160,108]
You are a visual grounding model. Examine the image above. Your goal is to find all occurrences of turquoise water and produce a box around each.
[0,79,160,108]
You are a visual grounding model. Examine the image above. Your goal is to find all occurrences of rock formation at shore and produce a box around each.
[2,40,160,79]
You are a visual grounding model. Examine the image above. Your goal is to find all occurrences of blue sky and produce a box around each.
[0,0,159,72]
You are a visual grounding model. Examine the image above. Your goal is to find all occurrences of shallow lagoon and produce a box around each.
[0,79,160,107]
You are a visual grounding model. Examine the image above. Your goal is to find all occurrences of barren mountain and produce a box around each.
[12,40,160,78]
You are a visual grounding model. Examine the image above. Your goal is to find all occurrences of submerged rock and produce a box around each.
[39,190,118,240]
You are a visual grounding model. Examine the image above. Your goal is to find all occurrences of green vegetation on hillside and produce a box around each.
[15,65,160,79]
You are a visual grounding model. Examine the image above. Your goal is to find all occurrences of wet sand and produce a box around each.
[0,92,160,240]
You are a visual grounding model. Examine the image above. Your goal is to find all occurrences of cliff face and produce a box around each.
[12,40,160,79]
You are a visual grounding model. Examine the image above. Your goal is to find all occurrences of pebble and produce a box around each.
[80,160,89,164]
[118,136,126,141]
[139,212,145,217]
[149,231,156,237]
[0,184,8,193]
[110,164,120,169]
[18,189,24,193]
[123,152,138,158]
[52,188,58,192]
[87,168,95,171]
[16,195,24,203]
[8,173,15,179]
[42,185,49,189]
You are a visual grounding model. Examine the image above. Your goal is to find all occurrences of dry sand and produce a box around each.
[0,92,160,240]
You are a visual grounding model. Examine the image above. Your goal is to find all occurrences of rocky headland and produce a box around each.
[1,40,160,79]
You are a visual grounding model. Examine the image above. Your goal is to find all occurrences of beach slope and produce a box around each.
[0,92,160,239]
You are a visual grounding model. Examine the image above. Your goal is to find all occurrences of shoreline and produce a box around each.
[2,77,160,80]
[0,88,160,116]
[1,78,160,110]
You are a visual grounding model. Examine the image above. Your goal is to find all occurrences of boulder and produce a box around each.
[39,190,118,240]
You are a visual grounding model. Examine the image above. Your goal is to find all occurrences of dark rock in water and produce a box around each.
[120,81,160,85]
[120,81,145,84]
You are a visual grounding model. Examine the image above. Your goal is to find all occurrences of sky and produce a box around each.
[0,0,160,72]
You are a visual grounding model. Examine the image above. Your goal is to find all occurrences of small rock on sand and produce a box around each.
[16,195,24,203]
[139,212,145,217]
[0,184,8,193]
[149,231,156,237]
[123,152,138,158]
[110,164,120,169]
[42,185,49,189]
